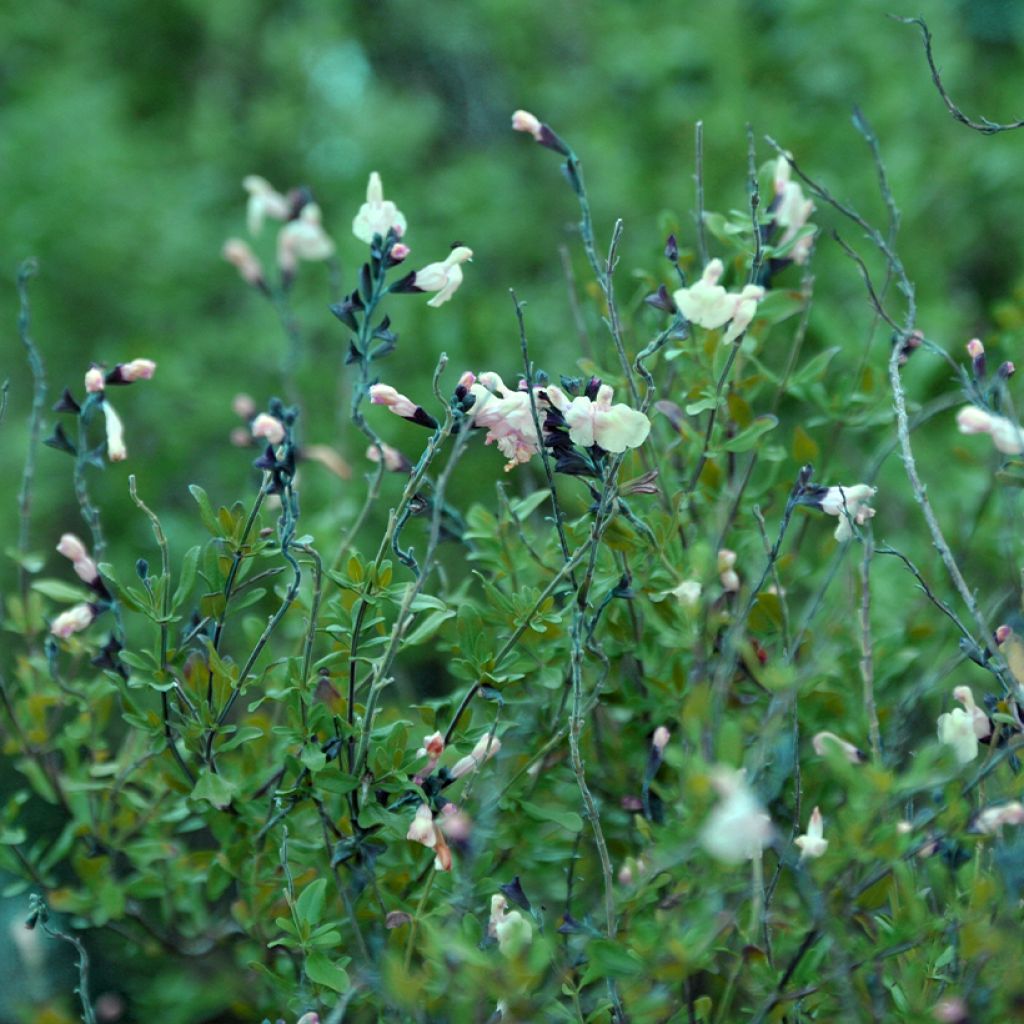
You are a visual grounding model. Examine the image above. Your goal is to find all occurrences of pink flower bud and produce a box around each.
[57,533,99,585]
[232,393,257,419]
[229,427,251,448]
[511,109,544,140]
[222,238,266,289]
[85,367,105,393]
[999,360,1016,379]
[996,624,1013,645]
[966,338,985,359]
[366,442,411,473]
[50,602,96,638]
[450,734,501,779]
[390,243,411,262]
[251,412,285,446]
[119,359,156,382]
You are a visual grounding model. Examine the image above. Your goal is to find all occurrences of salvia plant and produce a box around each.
[5,20,1024,1023]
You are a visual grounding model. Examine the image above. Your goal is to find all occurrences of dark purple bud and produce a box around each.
[664,234,679,262]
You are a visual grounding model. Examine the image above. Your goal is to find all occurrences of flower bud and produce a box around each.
[222,238,266,289]
[366,442,412,474]
[118,359,157,383]
[85,367,105,393]
[103,403,127,461]
[511,109,543,139]
[50,602,96,638]
[57,533,99,585]
[450,734,501,779]
[812,731,865,764]
[652,726,670,752]
[232,393,257,419]
[251,412,286,446]
[390,243,411,263]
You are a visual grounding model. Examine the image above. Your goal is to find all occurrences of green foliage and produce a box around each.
[5,3,1024,1023]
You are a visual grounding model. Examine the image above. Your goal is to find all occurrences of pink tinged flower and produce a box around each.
[370,383,417,418]
[406,803,437,848]
[56,533,99,585]
[439,802,472,842]
[652,726,671,752]
[390,243,411,262]
[412,246,473,307]
[794,806,828,860]
[932,998,969,1024]
[352,171,407,244]
[617,856,646,886]
[303,444,352,480]
[699,767,774,864]
[450,734,501,779]
[118,359,157,383]
[817,484,876,542]
[956,405,1024,455]
[511,109,544,141]
[718,549,740,592]
[468,374,543,471]
[243,175,290,236]
[232,393,256,419]
[50,602,96,638]
[966,338,985,359]
[251,412,286,446]
[417,731,445,760]
[952,685,991,741]
[222,238,266,289]
[85,367,105,393]
[975,800,1024,834]
[103,403,126,462]
[366,442,411,474]
[552,383,651,453]
[937,705,979,764]
[296,1014,321,1024]
[277,203,335,276]
[812,731,865,764]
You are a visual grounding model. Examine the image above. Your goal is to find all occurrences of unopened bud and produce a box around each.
[232,393,257,419]
[85,367,105,393]
[222,238,266,290]
[251,412,286,446]
[652,726,670,752]
[390,243,411,263]
[999,360,1016,380]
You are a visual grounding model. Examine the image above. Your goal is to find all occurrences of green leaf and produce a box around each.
[294,877,327,928]
[172,545,201,611]
[31,578,93,603]
[520,800,583,833]
[305,950,350,993]
[722,414,778,453]
[191,771,236,809]
[189,485,221,535]
[582,939,645,983]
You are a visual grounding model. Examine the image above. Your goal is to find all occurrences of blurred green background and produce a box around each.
[3,0,1024,573]
[3,0,1024,1019]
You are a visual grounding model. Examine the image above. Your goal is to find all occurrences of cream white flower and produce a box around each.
[672,259,764,342]
[699,767,774,864]
[84,367,105,393]
[652,726,671,752]
[773,156,816,265]
[495,910,532,955]
[816,484,876,542]
[296,1013,320,1024]
[668,579,702,608]
[417,731,445,760]
[450,734,501,779]
[812,731,865,764]
[243,175,290,236]
[794,805,828,860]
[103,403,127,462]
[352,171,407,244]
[56,534,99,585]
[251,412,286,446]
[951,685,991,741]
[718,549,740,593]
[413,246,473,307]
[467,373,543,471]
[938,706,979,764]
[50,602,96,639]
[617,856,647,886]
[975,800,1024,834]
[545,383,651,453]
[277,203,335,276]
[956,405,1024,455]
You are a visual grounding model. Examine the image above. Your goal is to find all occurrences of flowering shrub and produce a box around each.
[5,33,1024,1024]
